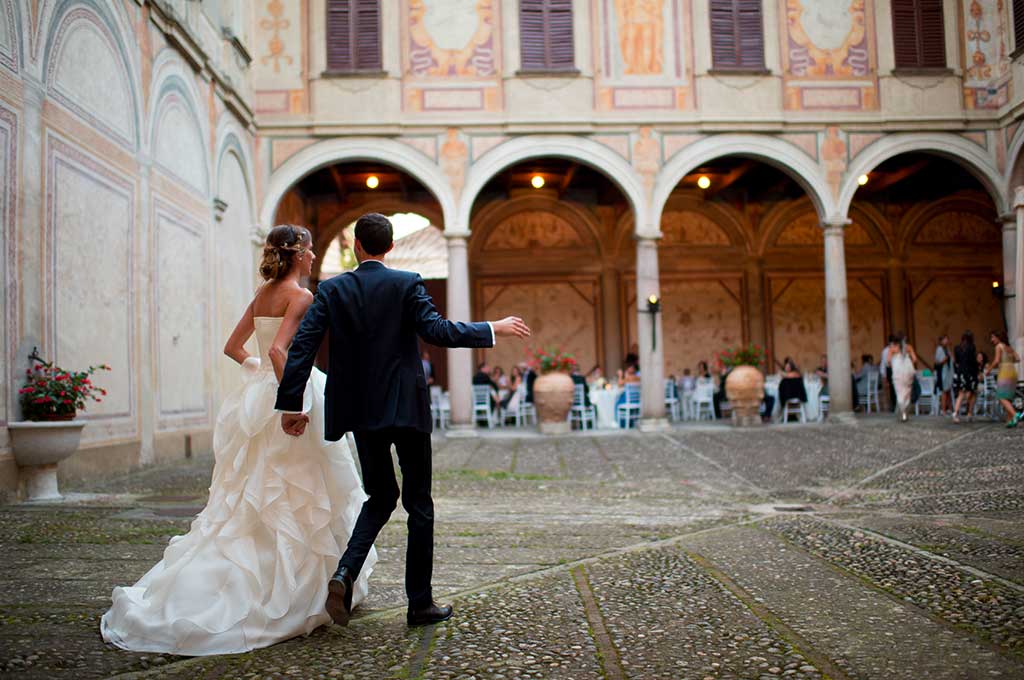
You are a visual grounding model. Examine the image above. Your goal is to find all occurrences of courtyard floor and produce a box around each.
[1,418,1023,679]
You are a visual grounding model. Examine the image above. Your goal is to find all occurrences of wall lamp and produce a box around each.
[645,294,661,351]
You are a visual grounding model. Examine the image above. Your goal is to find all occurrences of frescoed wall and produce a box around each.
[592,0,693,110]
[962,0,1011,110]
[780,0,878,110]
[403,0,502,112]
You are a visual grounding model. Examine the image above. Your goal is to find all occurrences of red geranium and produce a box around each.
[18,350,111,420]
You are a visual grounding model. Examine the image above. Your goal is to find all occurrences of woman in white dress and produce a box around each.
[889,333,919,423]
[101,225,376,655]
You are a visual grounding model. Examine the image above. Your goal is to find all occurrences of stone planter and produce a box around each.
[725,366,765,427]
[533,372,574,434]
[8,420,86,501]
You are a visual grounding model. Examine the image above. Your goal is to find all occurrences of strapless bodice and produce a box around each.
[254,316,284,370]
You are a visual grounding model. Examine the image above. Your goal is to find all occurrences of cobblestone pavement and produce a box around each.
[1,418,1022,679]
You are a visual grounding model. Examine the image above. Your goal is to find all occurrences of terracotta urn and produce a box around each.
[725,365,765,427]
[533,372,574,434]
[8,420,86,501]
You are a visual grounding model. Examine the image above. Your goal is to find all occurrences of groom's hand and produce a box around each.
[492,316,531,339]
[281,413,309,436]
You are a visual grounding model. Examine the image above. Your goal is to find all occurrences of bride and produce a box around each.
[101,225,376,655]
[889,332,919,423]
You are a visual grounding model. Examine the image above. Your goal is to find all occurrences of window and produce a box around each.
[1013,0,1024,57]
[891,0,945,69]
[325,0,381,73]
[519,0,575,72]
[709,0,765,71]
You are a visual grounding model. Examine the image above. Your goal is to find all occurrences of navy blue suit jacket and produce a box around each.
[275,261,493,438]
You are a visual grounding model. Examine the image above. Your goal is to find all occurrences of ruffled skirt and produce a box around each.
[100,366,375,655]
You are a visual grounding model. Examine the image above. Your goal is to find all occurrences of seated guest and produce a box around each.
[615,365,641,427]
[504,366,524,414]
[473,361,500,409]
[815,354,829,394]
[624,343,640,370]
[696,360,723,418]
[586,365,606,389]
[778,357,808,404]
[571,367,592,407]
[421,350,435,386]
[491,365,508,389]
[679,368,695,393]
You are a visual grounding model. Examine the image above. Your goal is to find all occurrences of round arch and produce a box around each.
[1005,124,1024,198]
[260,138,456,231]
[214,114,257,220]
[467,193,606,261]
[895,193,1001,256]
[459,135,649,235]
[839,133,1006,217]
[653,134,836,228]
[657,193,753,254]
[148,50,212,195]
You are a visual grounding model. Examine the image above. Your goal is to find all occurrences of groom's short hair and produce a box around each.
[355,213,393,255]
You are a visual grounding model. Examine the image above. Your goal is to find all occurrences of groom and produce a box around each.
[275,212,530,627]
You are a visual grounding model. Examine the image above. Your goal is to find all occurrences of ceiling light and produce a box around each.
[697,176,711,190]
[857,174,869,186]
[366,175,379,189]
[531,175,545,189]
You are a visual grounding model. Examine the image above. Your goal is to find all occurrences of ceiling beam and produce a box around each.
[559,162,579,197]
[703,160,755,198]
[859,159,929,193]
[327,166,347,199]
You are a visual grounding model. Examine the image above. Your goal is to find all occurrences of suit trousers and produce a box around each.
[339,427,434,608]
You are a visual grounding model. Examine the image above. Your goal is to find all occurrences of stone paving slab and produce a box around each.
[681,523,1021,679]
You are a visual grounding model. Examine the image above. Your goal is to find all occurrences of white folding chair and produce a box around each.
[782,399,806,423]
[617,383,641,428]
[693,382,715,421]
[664,379,681,421]
[472,385,496,428]
[915,374,936,415]
[681,387,696,420]
[569,384,597,431]
[429,386,449,430]
[817,394,830,422]
[515,382,537,426]
[857,369,880,413]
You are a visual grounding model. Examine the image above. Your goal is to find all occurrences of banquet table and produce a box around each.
[763,375,824,421]
[589,386,622,429]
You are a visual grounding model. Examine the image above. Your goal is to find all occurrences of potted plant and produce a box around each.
[7,350,109,501]
[529,347,578,434]
[719,343,766,427]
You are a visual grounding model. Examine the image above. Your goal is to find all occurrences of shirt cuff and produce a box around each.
[487,322,496,347]
[277,410,303,415]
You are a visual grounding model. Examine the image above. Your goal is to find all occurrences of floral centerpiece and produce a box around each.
[9,350,111,500]
[719,343,766,427]
[527,346,577,434]
[18,352,110,421]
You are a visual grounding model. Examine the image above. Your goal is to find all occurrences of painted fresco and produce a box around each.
[592,0,693,110]
[252,0,306,114]
[963,0,1011,110]
[781,0,878,111]
[403,0,502,112]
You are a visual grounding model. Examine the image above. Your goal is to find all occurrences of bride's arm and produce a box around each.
[223,301,255,365]
[268,289,314,383]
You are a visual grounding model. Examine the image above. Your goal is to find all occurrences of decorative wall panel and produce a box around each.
[910,276,1003,354]
[252,0,306,114]
[482,210,584,251]
[592,0,693,110]
[479,279,599,374]
[661,210,730,246]
[46,135,135,436]
[403,0,503,112]
[0,0,19,74]
[780,0,878,111]
[155,200,209,428]
[153,93,208,195]
[962,0,1011,110]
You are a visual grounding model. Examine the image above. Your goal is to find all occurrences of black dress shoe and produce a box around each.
[407,601,453,626]
[326,566,354,626]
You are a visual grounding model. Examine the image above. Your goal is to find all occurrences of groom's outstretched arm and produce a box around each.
[407,275,530,347]
[275,285,330,412]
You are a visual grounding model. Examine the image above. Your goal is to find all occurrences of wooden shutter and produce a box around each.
[520,0,575,71]
[891,0,945,69]
[710,0,764,70]
[326,0,381,72]
[1015,0,1024,54]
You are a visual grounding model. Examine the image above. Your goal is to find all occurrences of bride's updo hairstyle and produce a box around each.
[259,225,312,281]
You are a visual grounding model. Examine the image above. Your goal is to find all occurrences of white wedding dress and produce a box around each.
[101,317,376,655]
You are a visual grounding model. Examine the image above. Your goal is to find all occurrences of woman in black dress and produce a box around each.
[952,331,979,424]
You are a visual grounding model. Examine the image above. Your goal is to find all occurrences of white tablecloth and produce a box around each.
[589,387,622,429]
[763,376,824,421]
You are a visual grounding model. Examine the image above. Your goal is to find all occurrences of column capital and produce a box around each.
[444,231,470,244]
[1014,186,1024,209]
[999,213,1017,229]
[634,234,662,247]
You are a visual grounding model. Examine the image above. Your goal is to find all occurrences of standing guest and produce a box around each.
[952,331,979,424]
[933,335,953,415]
[880,334,897,412]
[420,350,435,386]
[504,366,524,415]
[889,333,919,423]
[984,330,1021,427]
[520,362,537,404]
[473,361,500,410]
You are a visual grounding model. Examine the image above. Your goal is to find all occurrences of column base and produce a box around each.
[444,424,478,438]
[638,418,672,433]
[827,411,858,425]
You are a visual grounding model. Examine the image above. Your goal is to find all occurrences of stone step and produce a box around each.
[681,524,1021,679]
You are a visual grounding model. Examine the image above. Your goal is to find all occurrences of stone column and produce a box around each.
[600,268,623,375]
[822,220,854,420]
[635,237,668,430]
[1001,214,1018,344]
[445,234,475,436]
[1015,188,1024,362]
